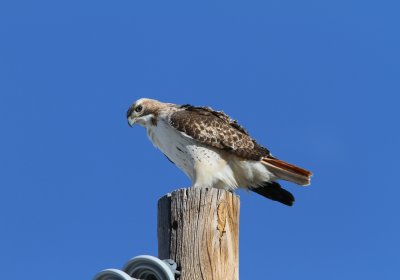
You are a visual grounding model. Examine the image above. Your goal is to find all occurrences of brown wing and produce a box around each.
[169,105,270,160]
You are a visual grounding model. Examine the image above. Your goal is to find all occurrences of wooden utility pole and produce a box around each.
[158,188,240,280]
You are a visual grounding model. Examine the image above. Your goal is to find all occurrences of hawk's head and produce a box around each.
[127,98,167,127]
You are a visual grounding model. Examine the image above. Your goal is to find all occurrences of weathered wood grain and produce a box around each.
[158,188,240,280]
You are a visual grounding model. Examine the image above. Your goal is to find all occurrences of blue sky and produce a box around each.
[1,1,399,279]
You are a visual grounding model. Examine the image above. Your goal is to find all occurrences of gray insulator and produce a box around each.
[93,269,133,280]
[123,255,179,280]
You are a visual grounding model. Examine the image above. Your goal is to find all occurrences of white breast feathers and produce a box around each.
[145,119,275,191]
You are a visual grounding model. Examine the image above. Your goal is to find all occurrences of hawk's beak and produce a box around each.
[127,116,136,127]
[127,106,136,127]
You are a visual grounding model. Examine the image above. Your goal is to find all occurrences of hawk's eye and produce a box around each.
[135,105,143,113]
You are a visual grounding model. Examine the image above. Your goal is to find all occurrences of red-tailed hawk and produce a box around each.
[127,98,312,206]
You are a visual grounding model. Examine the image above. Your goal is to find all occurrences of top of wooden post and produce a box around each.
[158,188,240,280]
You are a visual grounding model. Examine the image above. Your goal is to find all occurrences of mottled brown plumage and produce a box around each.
[170,105,270,161]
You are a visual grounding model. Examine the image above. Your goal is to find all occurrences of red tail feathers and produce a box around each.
[262,157,312,186]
